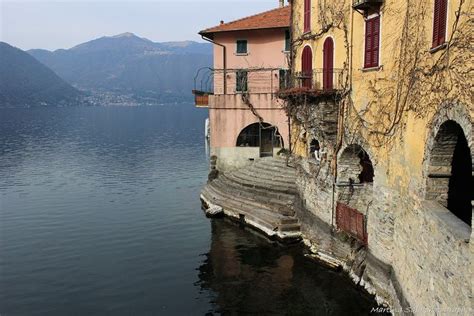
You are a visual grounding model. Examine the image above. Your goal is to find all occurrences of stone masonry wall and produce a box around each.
[295,153,472,314]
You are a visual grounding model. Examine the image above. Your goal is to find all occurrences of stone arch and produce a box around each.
[425,120,472,227]
[423,103,473,227]
[236,122,283,157]
[338,144,375,184]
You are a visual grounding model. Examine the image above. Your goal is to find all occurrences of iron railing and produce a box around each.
[352,0,384,10]
[193,67,345,105]
[194,68,290,96]
[280,68,345,92]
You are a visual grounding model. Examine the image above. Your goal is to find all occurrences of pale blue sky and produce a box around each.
[0,0,280,51]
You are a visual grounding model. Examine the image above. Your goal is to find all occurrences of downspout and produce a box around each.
[201,35,227,95]
[288,0,295,155]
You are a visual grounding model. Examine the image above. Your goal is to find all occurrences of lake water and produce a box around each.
[0,105,378,315]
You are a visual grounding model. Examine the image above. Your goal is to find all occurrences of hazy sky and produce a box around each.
[0,0,280,51]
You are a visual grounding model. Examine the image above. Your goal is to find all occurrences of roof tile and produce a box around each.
[199,6,290,37]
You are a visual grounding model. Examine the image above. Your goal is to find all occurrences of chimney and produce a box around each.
[279,0,285,7]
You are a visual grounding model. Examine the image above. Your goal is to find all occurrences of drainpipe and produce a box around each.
[201,35,227,95]
[288,0,294,155]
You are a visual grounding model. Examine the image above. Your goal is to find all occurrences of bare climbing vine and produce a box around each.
[284,0,473,156]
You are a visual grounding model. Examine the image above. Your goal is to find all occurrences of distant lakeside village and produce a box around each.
[193,0,473,314]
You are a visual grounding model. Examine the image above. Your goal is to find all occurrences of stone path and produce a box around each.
[201,157,301,241]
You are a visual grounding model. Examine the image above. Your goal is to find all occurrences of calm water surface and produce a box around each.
[0,105,378,315]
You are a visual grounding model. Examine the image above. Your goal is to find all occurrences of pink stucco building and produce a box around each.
[194,4,291,171]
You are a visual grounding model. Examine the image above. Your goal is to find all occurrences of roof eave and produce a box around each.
[199,26,289,40]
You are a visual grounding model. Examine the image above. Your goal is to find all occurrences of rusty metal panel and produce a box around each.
[195,94,209,107]
[336,202,368,245]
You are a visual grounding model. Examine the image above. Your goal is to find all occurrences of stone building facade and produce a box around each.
[284,0,473,313]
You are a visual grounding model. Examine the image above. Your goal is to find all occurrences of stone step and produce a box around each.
[202,157,301,239]
[253,158,295,169]
[224,172,297,195]
[202,186,299,230]
[214,176,295,203]
[203,184,298,226]
[237,167,296,184]
[207,180,296,217]
[210,178,295,216]
[250,157,295,170]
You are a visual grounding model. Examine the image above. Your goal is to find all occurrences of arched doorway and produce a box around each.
[338,144,374,184]
[336,144,374,244]
[323,38,334,90]
[301,46,313,89]
[236,123,283,157]
[427,120,472,226]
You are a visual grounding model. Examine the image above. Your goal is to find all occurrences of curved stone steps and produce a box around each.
[238,165,296,183]
[252,159,296,172]
[241,163,296,180]
[224,172,297,195]
[201,157,301,241]
[212,176,294,205]
[202,185,298,231]
[209,178,295,216]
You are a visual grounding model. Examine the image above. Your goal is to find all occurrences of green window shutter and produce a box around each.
[236,70,248,92]
[236,40,248,54]
[285,30,291,52]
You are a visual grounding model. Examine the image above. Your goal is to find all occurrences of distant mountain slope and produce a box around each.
[0,42,81,107]
[28,33,212,103]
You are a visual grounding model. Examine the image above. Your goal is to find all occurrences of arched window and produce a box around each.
[426,120,472,226]
[236,122,283,157]
[301,46,313,89]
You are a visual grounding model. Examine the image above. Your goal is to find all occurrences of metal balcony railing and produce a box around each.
[192,67,345,106]
[193,67,290,104]
[352,0,384,10]
[278,69,345,96]
[193,67,214,107]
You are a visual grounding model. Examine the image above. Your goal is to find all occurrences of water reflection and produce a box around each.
[198,219,378,315]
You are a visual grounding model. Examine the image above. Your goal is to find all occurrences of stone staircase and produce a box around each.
[201,157,301,241]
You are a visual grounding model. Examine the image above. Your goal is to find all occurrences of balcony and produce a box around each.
[192,67,214,107]
[352,0,383,10]
[277,68,345,100]
[192,67,289,107]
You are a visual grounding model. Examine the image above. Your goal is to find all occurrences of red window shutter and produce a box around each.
[438,0,448,44]
[372,16,380,67]
[432,0,440,46]
[301,46,313,88]
[304,0,311,33]
[433,0,448,48]
[364,16,380,69]
[364,18,373,68]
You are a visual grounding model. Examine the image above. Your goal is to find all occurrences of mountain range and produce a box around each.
[28,33,212,104]
[0,42,81,107]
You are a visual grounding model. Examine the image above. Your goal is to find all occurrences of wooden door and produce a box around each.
[323,38,334,90]
[301,46,313,89]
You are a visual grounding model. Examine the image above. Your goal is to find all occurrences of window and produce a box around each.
[236,70,248,92]
[364,15,380,69]
[284,30,291,52]
[304,0,311,33]
[432,0,448,48]
[236,40,248,54]
[279,69,290,89]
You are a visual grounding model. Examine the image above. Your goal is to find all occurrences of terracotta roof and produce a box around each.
[199,6,290,38]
